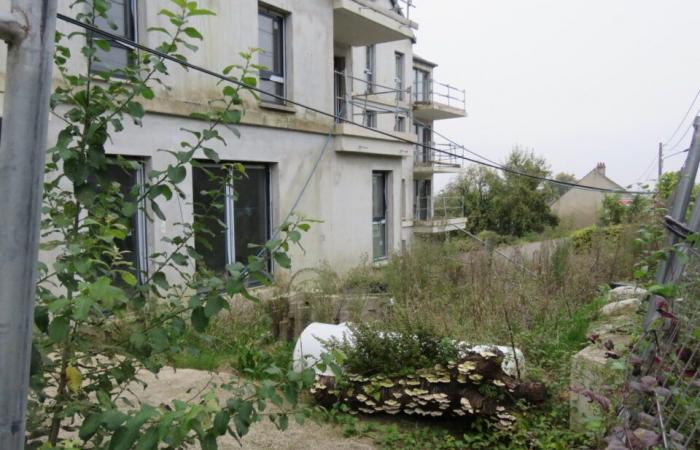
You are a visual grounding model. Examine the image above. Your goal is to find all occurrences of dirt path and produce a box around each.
[127,368,375,450]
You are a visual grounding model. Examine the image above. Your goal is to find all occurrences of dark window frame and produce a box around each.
[372,171,389,261]
[193,162,272,275]
[395,52,405,101]
[365,45,376,94]
[97,157,150,284]
[258,6,287,104]
[90,0,138,75]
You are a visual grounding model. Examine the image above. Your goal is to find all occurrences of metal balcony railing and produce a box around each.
[413,79,466,112]
[415,196,465,221]
[334,69,412,130]
[391,0,415,21]
[414,141,468,167]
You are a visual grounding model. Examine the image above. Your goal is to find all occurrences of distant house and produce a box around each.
[550,163,626,229]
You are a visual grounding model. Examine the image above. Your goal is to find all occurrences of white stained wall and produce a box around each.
[1,0,419,279]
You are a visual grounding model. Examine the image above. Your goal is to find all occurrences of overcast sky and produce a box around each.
[411,0,700,191]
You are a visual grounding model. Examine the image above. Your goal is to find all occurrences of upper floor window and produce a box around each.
[364,110,377,128]
[92,0,137,74]
[258,7,286,104]
[394,115,406,132]
[365,45,376,94]
[413,68,431,103]
[395,52,405,101]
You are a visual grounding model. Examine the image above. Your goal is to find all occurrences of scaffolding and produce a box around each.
[334,69,413,131]
[413,77,467,111]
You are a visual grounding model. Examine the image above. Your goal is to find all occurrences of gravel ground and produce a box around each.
[127,368,376,450]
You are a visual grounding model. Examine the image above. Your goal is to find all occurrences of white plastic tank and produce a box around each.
[292,322,525,378]
[292,322,353,376]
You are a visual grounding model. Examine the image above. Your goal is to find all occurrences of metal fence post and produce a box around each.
[0,0,58,448]
[644,116,700,329]
[656,117,700,280]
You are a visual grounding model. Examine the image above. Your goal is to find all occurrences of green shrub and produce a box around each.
[571,225,625,250]
[328,321,460,377]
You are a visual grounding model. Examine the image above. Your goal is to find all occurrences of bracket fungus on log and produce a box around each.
[311,349,546,424]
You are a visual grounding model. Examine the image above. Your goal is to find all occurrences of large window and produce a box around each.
[97,159,149,283]
[92,0,137,74]
[413,68,431,103]
[365,45,375,94]
[258,7,286,104]
[193,163,271,274]
[334,56,347,122]
[395,52,405,101]
[414,124,432,163]
[414,179,432,221]
[372,172,389,261]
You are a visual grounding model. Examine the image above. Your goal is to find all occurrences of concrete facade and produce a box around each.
[551,164,625,230]
[0,0,467,278]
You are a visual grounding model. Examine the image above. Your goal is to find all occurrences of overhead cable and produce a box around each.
[57,13,650,196]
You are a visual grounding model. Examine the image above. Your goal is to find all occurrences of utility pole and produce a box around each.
[658,142,664,183]
[0,1,58,448]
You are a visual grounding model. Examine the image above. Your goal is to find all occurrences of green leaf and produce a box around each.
[152,272,170,291]
[273,252,292,269]
[149,328,169,353]
[277,414,288,431]
[120,271,138,287]
[204,297,229,318]
[222,110,242,124]
[151,200,166,221]
[213,410,230,436]
[287,230,301,243]
[167,165,187,184]
[135,427,159,450]
[108,425,139,450]
[191,306,209,332]
[200,434,218,450]
[79,413,103,441]
[48,316,70,342]
[102,410,127,430]
[35,306,49,333]
[183,27,204,39]
[203,147,220,162]
[126,101,145,119]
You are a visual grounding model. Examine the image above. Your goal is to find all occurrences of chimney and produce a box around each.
[595,162,606,176]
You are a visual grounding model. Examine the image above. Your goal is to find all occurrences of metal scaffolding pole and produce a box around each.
[0,1,58,448]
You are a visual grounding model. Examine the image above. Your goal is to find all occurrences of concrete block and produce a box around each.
[570,333,633,432]
[600,298,642,317]
[608,286,647,303]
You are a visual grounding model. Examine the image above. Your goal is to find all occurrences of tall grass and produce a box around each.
[304,226,642,380]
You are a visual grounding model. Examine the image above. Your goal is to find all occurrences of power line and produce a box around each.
[635,155,658,184]
[663,88,700,146]
[57,13,650,196]
[666,113,699,153]
[663,148,689,161]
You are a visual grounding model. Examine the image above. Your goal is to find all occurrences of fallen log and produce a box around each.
[311,348,545,425]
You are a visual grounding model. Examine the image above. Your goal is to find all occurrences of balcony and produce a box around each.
[334,0,416,46]
[413,196,468,234]
[413,79,467,121]
[414,142,471,176]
